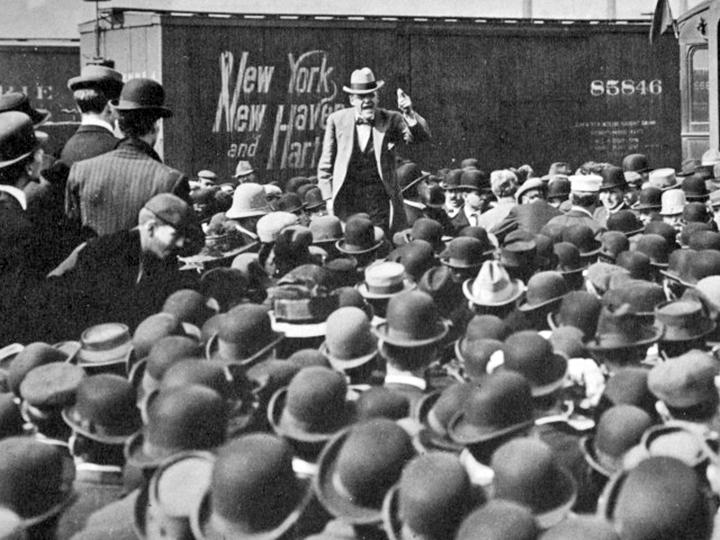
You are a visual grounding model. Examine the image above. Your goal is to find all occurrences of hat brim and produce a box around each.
[269,312,327,338]
[462,278,524,307]
[111,100,173,118]
[0,148,35,170]
[336,238,383,255]
[373,319,448,348]
[446,409,534,446]
[657,317,716,342]
[61,406,138,446]
[123,430,169,470]
[516,294,564,313]
[356,279,415,300]
[342,80,385,94]
[267,387,355,444]
[411,392,465,453]
[585,325,663,352]
[319,341,378,371]
[68,75,124,97]
[225,208,269,219]
[400,172,431,195]
[204,332,284,368]
[580,436,614,478]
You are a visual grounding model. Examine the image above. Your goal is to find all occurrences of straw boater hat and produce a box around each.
[343,68,385,94]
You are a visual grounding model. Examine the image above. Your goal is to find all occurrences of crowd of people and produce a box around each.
[0,61,720,539]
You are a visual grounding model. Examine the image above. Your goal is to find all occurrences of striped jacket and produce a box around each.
[65,138,190,236]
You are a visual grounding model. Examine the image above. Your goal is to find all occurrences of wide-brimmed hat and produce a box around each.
[62,374,141,445]
[67,64,124,100]
[606,210,644,237]
[381,452,477,540]
[440,236,494,269]
[125,385,227,470]
[191,434,311,540]
[599,165,628,192]
[517,271,568,313]
[413,382,475,453]
[654,299,716,342]
[585,304,662,353]
[207,304,283,366]
[373,290,448,347]
[268,367,355,445]
[501,331,567,396]
[463,260,524,307]
[225,183,270,219]
[111,78,172,118]
[343,67,385,94]
[357,261,415,300]
[491,437,577,529]
[648,168,680,191]
[336,216,383,254]
[314,419,414,524]
[0,111,40,169]
[0,94,50,126]
[320,307,378,371]
[447,371,534,446]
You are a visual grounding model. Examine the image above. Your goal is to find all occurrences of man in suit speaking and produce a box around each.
[317,67,431,233]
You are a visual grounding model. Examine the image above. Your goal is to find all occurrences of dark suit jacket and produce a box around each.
[450,208,470,235]
[317,107,430,232]
[60,124,121,168]
[492,199,562,238]
[65,138,190,236]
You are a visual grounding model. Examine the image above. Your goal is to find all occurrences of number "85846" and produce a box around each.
[590,79,662,96]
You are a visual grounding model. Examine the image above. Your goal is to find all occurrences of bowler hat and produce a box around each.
[455,338,505,383]
[515,177,545,201]
[682,173,710,201]
[125,384,227,470]
[111,78,172,118]
[459,169,490,192]
[417,181,446,208]
[386,240,436,282]
[517,271,568,312]
[683,202,713,225]
[140,336,203,402]
[143,193,193,234]
[586,304,662,353]
[373,290,448,347]
[0,111,40,169]
[649,168,680,191]
[0,94,49,126]
[357,261,414,299]
[599,457,712,540]
[602,280,666,320]
[548,291,601,339]
[314,419,414,524]
[320,307,377,371]
[417,265,464,312]
[648,349,719,409]
[133,313,186,361]
[455,500,538,540]
[463,260,524,307]
[0,437,75,528]
[632,187,662,211]
[62,374,141,445]
[8,342,68,397]
[67,64,123,99]
[162,289,217,328]
[440,236,494,269]
[598,367,655,417]
[268,366,355,445]
[461,314,512,342]
[309,215,343,244]
[502,331,567,396]
[676,249,720,287]
[303,187,326,211]
[413,382,475,453]
[615,250,651,281]
[688,229,720,251]
[397,162,428,194]
[208,304,282,365]
[553,242,588,276]
[343,67,384,94]
[547,176,571,200]
[562,224,601,259]
[382,452,476,540]
[599,231,629,262]
[441,168,463,190]
[336,216,383,254]
[225,183,270,219]
[635,234,670,268]
[491,437,576,528]
[191,434,311,540]
[581,404,653,477]
[654,300,715,342]
[20,362,85,409]
[500,240,537,269]
[622,153,650,173]
[598,165,628,191]
[643,220,679,248]
[271,192,304,214]
[606,210,643,237]
[447,371,534,446]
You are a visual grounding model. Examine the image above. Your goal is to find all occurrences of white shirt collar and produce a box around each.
[0,185,27,210]
[569,205,594,218]
[384,371,427,391]
[81,116,115,134]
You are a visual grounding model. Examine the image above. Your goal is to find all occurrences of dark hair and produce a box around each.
[73,88,109,114]
[571,192,598,208]
[0,155,33,186]
[380,342,436,372]
[117,109,160,139]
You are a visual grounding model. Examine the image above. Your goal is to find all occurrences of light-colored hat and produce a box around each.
[515,177,544,202]
[648,168,679,191]
[197,170,217,182]
[357,261,414,299]
[701,148,720,166]
[658,188,686,216]
[462,260,524,307]
[256,212,299,243]
[569,174,602,193]
[225,183,270,219]
[342,67,385,95]
[490,169,518,196]
[233,160,254,178]
[77,323,133,368]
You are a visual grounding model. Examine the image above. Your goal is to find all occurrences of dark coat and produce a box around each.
[318,107,430,232]
[60,125,121,168]
[493,199,563,237]
[65,138,190,236]
[450,208,471,235]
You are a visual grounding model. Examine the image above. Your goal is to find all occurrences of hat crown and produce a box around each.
[8,342,68,396]
[20,362,85,407]
[599,165,627,190]
[622,153,649,172]
[562,224,599,254]
[72,374,140,436]
[556,291,601,338]
[569,174,602,193]
[635,234,669,263]
[595,405,653,459]
[553,242,583,269]
[218,304,274,359]
[462,371,533,429]
[456,500,538,540]
[525,271,567,306]
[163,289,213,327]
[284,367,348,426]
[384,290,441,342]
[464,314,510,341]
[600,231,630,257]
[146,336,202,379]
[606,210,642,234]
[344,216,376,249]
[364,261,405,291]
[461,339,504,378]
[428,382,476,429]
[345,67,384,94]
[660,188,686,214]
[226,182,270,218]
[116,77,166,109]
[0,111,38,166]
[160,361,232,399]
[503,331,567,390]
[326,307,375,360]
[234,160,254,177]
[442,237,488,265]
[650,169,678,190]
[472,260,514,294]
[355,387,409,421]
[310,215,343,242]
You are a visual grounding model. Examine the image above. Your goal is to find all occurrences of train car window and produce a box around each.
[689,46,709,132]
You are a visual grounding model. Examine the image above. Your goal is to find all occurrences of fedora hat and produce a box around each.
[598,165,628,192]
[0,94,49,126]
[373,290,448,348]
[0,111,40,169]
[502,331,567,397]
[440,236,494,269]
[648,168,680,191]
[491,437,577,529]
[207,304,282,366]
[456,500,538,540]
[606,210,644,237]
[343,67,384,94]
[225,183,270,220]
[7,342,68,397]
[357,261,414,300]
[548,291,602,339]
[586,304,662,353]
[648,350,719,409]
[598,457,712,540]
[314,419,414,524]
[336,216,383,254]
[654,299,715,343]
[382,452,477,540]
[463,260,524,307]
[581,404,654,478]
[320,307,378,371]
[268,366,355,447]
[125,384,227,470]
[447,371,534,446]
[67,64,123,99]
[111,78,172,118]
[0,437,75,529]
[413,382,475,453]
[233,160,255,179]
[602,280,666,320]
[517,271,568,313]
[62,374,141,445]
[191,434,311,540]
